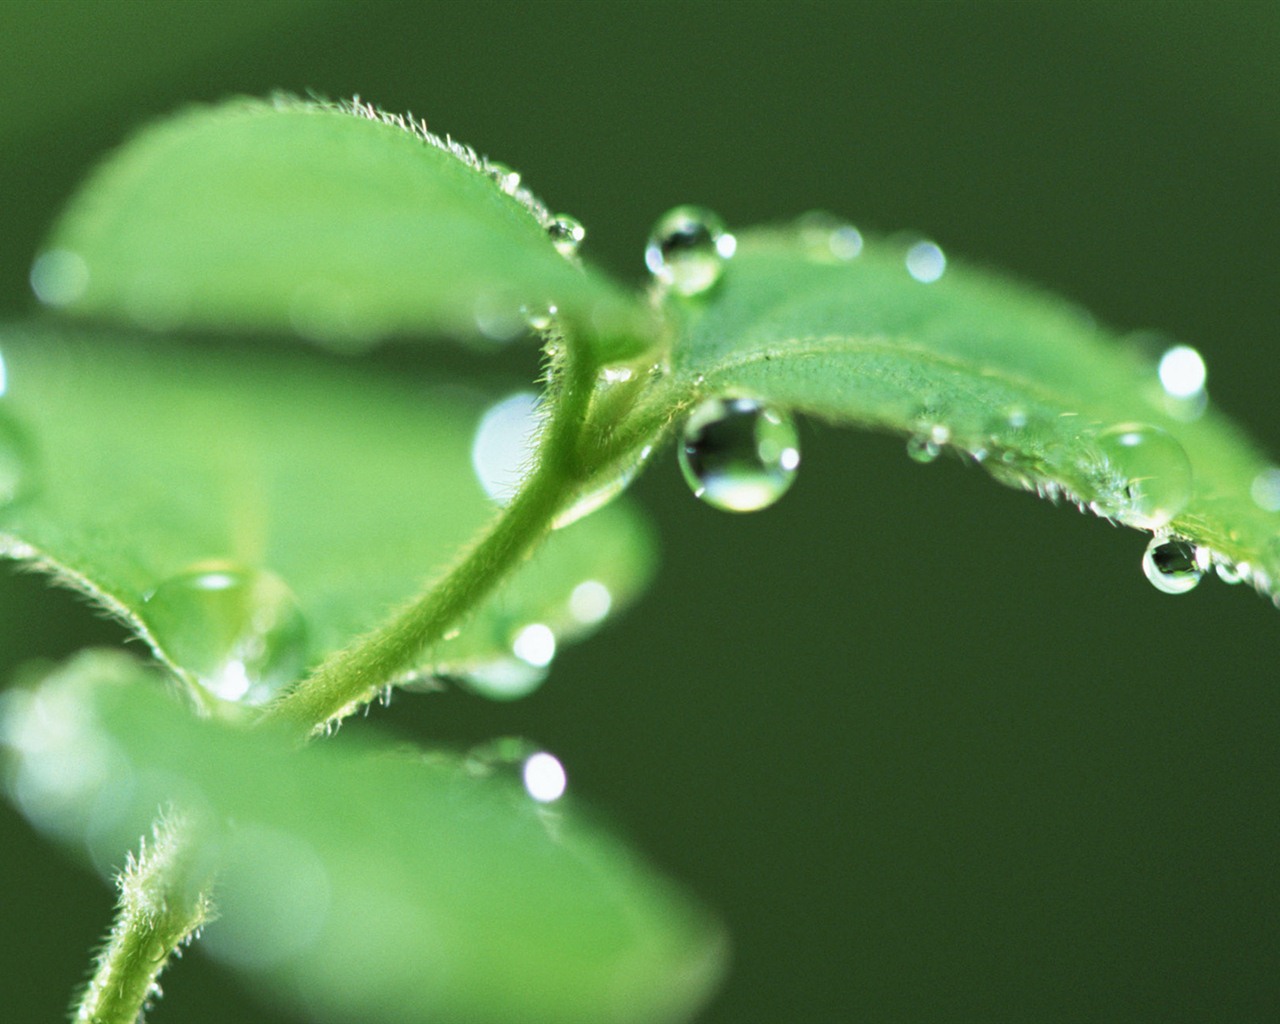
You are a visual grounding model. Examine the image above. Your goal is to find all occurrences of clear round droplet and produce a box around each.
[1157,344,1207,399]
[679,397,800,512]
[548,214,586,257]
[1215,558,1248,585]
[484,161,521,196]
[905,239,946,283]
[522,302,558,332]
[906,435,940,464]
[1142,536,1208,595]
[464,737,567,803]
[645,205,737,297]
[471,391,544,505]
[143,564,308,706]
[511,622,556,669]
[796,211,863,261]
[1095,423,1193,529]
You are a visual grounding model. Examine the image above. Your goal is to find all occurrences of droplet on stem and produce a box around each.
[679,397,800,512]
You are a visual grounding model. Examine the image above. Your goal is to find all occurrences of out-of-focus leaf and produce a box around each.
[1,650,725,1024]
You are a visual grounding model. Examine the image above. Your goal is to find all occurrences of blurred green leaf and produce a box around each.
[0,325,654,707]
[662,225,1280,599]
[2,650,725,1024]
[37,97,654,360]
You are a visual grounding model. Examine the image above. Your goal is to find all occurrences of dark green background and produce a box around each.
[2,2,1277,1021]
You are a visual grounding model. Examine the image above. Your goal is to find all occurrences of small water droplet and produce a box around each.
[1250,466,1280,512]
[1157,344,1207,399]
[1142,536,1209,595]
[1095,423,1192,528]
[143,564,308,706]
[511,622,556,669]
[645,206,737,297]
[30,250,89,307]
[905,239,946,283]
[679,397,799,512]
[548,214,586,257]
[568,580,613,625]
[906,435,940,464]
[522,302,558,331]
[1214,557,1248,585]
[796,211,863,261]
[472,391,544,505]
[464,738,567,803]
[484,161,521,195]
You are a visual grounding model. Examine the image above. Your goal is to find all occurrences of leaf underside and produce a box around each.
[0,326,654,704]
[2,650,725,1024]
[658,227,1280,599]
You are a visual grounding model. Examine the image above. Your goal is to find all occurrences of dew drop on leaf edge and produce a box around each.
[548,214,586,257]
[1142,536,1208,595]
[679,397,800,513]
[141,563,308,707]
[1095,422,1192,529]
[645,205,737,297]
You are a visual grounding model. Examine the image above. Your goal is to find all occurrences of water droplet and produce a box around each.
[511,623,556,668]
[471,391,544,504]
[522,751,567,803]
[1157,344,1207,399]
[464,737,567,803]
[679,397,799,512]
[484,161,521,195]
[645,206,737,296]
[1214,557,1248,585]
[1142,536,1209,595]
[568,580,613,625]
[30,250,89,307]
[1250,466,1280,512]
[548,214,586,257]
[905,239,946,283]
[1095,423,1192,528]
[906,435,940,464]
[450,658,547,701]
[0,410,36,509]
[522,302,558,331]
[472,293,526,344]
[796,211,863,261]
[142,564,308,706]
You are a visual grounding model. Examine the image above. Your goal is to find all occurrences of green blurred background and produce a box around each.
[2,1,1278,1020]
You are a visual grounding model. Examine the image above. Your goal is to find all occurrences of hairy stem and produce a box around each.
[262,342,600,735]
[73,817,212,1024]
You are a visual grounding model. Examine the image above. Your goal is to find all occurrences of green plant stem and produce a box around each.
[263,342,601,735]
[73,817,211,1024]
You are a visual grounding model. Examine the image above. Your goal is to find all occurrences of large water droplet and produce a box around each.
[645,206,737,297]
[143,564,308,706]
[548,214,585,257]
[1095,423,1192,528]
[1142,536,1208,595]
[679,397,799,512]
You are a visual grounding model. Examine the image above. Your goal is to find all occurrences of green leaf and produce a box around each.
[1,650,725,1024]
[35,97,654,361]
[659,224,1280,599]
[0,325,654,708]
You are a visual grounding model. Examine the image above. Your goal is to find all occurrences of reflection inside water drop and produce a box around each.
[645,206,736,297]
[142,564,308,706]
[679,397,799,512]
[1142,536,1208,595]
